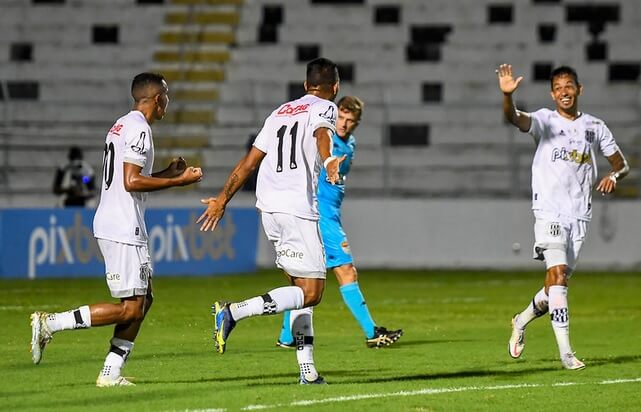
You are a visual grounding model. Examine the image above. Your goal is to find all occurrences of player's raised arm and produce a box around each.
[197,146,266,231]
[496,64,531,132]
[596,149,630,194]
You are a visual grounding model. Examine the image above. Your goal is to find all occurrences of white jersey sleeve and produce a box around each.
[597,121,618,157]
[123,123,152,168]
[528,108,549,142]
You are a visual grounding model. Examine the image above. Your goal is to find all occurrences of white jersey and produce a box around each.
[528,108,619,221]
[253,94,337,219]
[93,110,155,246]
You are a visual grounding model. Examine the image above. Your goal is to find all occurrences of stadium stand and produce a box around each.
[1,0,640,206]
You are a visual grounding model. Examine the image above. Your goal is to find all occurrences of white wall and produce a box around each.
[257,198,641,271]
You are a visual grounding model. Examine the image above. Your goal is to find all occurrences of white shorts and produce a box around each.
[261,212,326,279]
[532,213,588,272]
[97,238,153,298]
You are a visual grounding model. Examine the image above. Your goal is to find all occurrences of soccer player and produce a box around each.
[276,96,403,349]
[497,64,629,370]
[30,73,203,386]
[197,57,343,384]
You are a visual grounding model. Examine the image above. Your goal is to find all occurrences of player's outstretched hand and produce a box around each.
[326,155,347,184]
[197,197,224,231]
[496,64,523,95]
[180,167,203,185]
[596,175,616,195]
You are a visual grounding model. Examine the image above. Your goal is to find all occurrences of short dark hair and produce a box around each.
[68,146,83,161]
[550,66,579,89]
[131,72,166,102]
[306,58,339,89]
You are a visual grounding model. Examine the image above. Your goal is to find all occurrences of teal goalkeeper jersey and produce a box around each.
[318,132,355,209]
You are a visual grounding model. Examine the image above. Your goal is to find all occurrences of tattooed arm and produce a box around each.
[197,147,266,231]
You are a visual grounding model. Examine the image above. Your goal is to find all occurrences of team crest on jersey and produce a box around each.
[585,129,595,143]
[549,222,561,237]
[320,106,336,124]
[341,240,351,254]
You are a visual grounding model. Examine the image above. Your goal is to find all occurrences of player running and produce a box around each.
[197,58,343,384]
[30,73,202,386]
[276,96,403,349]
[497,64,629,370]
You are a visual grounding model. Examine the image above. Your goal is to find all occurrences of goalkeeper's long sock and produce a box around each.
[291,307,319,382]
[45,305,91,333]
[229,286,304,321]
[549,285,572,356]
[98,338,134,379]
[514,287,549,330]
[278,310,294,345]
[340,282,376,339]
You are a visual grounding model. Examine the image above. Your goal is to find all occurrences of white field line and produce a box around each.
[237,377,641,411]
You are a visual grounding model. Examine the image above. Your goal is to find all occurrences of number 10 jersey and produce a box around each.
[93,110,155,246]
[253,94,337,220]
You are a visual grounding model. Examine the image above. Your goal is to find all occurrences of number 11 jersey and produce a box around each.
[253,94,337,220]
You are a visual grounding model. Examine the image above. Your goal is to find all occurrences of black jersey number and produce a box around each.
[276,122,298,172]
[103,142,115,190]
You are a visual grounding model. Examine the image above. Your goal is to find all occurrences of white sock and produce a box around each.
[230,286,304,321]
[549,285,572,356]
[514,287,549,330]
[292,307,318,381]
[99,338,134,379]
[46,305,91,333]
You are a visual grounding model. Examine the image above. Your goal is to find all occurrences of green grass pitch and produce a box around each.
[1,270,640,411]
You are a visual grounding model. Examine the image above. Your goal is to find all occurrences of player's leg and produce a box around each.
[276,310,295,347]
[96,242,153,386]
[546,220,586,370]
[30,240,151,366]
[291,306,324,384]
[333,264,402,347]
[213,213,325,355]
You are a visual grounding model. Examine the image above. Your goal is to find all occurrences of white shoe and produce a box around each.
[96,376,135,387]
[508,313,525,359]
[30,312,53,365]
[561,353,586,370]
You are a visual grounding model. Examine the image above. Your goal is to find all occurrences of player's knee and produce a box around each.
[119,302,145,323]
[303,290,324,307]
[546,265,568,286]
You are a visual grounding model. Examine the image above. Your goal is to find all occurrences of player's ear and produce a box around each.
[577,84,583,96]
[549,90,555,101]
[303,81,308,92]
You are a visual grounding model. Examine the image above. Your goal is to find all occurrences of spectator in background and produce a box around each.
[52,146,97,207]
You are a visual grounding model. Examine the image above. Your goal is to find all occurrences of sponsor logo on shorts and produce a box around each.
[549,222,561,237]
[276,248,304,259]
[139,263,151,281]
[106,272,120,281]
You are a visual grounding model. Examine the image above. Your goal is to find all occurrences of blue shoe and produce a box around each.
[212,301,236,354]
[299,374,327,385]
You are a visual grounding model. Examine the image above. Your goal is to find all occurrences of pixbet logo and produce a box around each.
[27,212,237,279]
